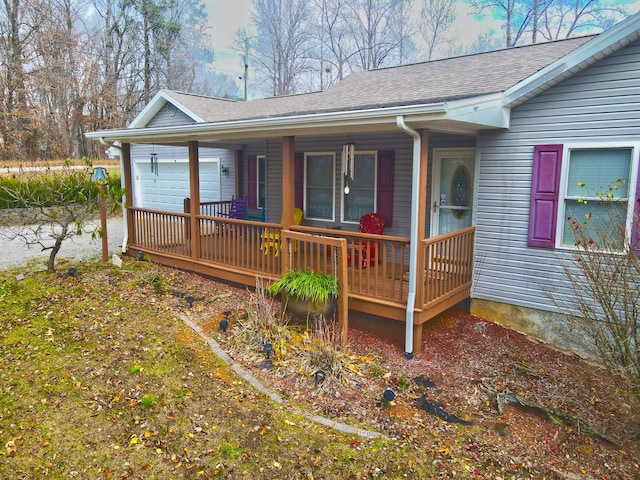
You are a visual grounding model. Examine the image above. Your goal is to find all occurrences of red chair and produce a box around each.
[347,213,387,268]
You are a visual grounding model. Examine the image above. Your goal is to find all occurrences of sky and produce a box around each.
[202,0,640,80]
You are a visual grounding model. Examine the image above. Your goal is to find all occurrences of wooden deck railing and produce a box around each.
[291,226,410,305]
[183,199,232,217]
[420,226,475,309]
[127,209,475,318]
[197,216,282,276]
[130,207,191,257]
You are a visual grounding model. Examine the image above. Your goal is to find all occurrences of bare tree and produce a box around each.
[469,0,551,47]
[251,0,313,96]
[0,162,105,272]
[312,0,353,87]
[418,0,455,61]
[343,0,413,71]
[0,0,47,159]
[538,0,629,41]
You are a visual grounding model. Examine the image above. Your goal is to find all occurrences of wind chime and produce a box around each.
[342,142,355,194]
[150,145,159,181]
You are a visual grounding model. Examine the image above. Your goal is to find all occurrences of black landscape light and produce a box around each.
[186,295,195,307]
[313,369,326,386]
[261,342,274,369]
[383,388,396,403]
[137,251,145,261]
[68,267,77,277]
[219,319,229,332]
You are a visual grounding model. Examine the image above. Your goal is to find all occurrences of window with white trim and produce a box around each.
[342,152,376,223]
[257,155,266,208]
[559,146,636,250]
[304,153,335,221]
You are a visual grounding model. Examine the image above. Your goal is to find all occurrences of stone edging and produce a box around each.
[180,314,389,440]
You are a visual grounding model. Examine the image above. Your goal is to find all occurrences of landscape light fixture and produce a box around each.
[313,369,326,386]
[137,251,145,261]
[261,342,274,369]
[382,388,396,403]
[219,319,229,332]
[186,295,195,307]
[68,267,77,277]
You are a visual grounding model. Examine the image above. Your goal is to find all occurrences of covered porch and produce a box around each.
[97,100,491,355]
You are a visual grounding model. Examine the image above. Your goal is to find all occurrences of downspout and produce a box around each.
[100,137,128,254]
[396,116,420,359]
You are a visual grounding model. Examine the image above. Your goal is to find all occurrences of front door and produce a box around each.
[431,148,476,235]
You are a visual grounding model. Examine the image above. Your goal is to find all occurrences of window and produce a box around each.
[342,152,376,222]
[561,148,633,250]
[257,155,266,208]
[304,153,335,221]
[529,144,638,251]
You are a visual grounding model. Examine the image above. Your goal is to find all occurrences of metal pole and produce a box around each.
[100,185,108,262]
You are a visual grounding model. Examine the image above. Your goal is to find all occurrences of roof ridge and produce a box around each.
[363,34,598,74]
[163,89,239,103]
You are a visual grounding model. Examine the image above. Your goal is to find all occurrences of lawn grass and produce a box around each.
[0,260,442,479]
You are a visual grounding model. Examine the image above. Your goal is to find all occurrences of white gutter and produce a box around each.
[100,137,128,254]
[86,102,448,143]
[396,116,421,359]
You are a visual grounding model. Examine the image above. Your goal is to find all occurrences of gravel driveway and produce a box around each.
[0,216,125,270]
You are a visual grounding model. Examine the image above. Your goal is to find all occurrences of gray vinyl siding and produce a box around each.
[241,132,474,237]
[474,38,640,314]
[146,103,197,127]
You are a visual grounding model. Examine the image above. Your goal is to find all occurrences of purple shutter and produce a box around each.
[632,159,640,255]
[376,150,394,227]
[247,155,257,208]
[295,153,304,209]
[528,144,563,248]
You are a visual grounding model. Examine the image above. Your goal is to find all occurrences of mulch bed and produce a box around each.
[171,270,640,479]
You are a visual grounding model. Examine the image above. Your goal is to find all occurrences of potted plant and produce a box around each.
[267,269,338,318]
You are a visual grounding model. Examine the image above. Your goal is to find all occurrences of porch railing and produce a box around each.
[129,207,191,257]
[291,226,410,305]
[197,215,281,276]
[420,226,475,308]
[183,198,232,217]
[127,208,475,315]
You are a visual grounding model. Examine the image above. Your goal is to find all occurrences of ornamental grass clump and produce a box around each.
[228,279,291,364]
[267,269,338,304]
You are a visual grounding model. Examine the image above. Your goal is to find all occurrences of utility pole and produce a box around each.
[243,38,249,101]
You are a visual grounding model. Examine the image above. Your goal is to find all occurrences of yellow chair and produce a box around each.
[261,208,303,256]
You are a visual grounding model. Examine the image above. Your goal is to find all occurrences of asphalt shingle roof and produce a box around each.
[165,36,594,124]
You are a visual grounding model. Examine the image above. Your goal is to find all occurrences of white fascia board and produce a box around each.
[444,93,509,129]
[87,102,450,143]
[504,13,640,107]
[128,90,205,129]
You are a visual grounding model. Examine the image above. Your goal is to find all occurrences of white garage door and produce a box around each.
[134,158,221,212]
